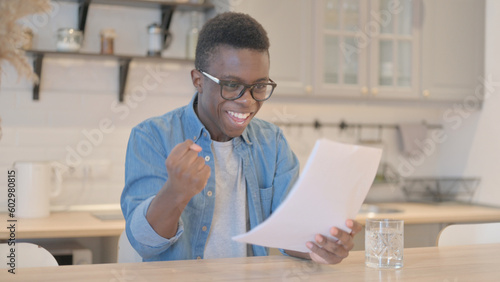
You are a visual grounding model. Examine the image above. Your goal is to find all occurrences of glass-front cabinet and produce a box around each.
[315,0,421,99]
[231,0,313,96]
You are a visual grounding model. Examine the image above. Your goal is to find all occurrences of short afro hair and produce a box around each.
[195,12,270,71]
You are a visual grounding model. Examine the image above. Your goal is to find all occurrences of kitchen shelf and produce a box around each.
[26,0,213,102]
[62,0,213,33]
[26,50,194,102]
[62,0,214,9]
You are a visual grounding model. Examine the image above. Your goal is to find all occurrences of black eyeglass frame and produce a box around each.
[198,69,277,102]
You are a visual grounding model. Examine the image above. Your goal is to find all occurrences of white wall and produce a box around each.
[1,1,494,210]
[456,0,500,206]
[0,2,196,209]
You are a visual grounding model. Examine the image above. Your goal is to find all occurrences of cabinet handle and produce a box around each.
[422,90,430,98]
[361,87,369,95]
[305,85,313,94]
[371,87,379,96]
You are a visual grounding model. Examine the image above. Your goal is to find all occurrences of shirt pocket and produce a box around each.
[259,186,274,219]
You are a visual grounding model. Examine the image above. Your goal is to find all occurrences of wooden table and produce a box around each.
[3,243,499,281]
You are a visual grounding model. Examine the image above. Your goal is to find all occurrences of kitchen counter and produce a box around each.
[2,203,499,262]
[0,211,124,239]
[355,202,500,225]
[2,202,500,240]
[4,243,500,281]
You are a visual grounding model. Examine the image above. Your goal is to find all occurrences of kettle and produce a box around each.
[148,23,173,57]
[147,23,173,56]
[13,161,62,218]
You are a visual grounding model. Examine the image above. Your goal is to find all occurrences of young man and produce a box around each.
[121,12,361,264]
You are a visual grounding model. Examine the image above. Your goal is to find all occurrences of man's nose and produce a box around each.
[236,87,256,104]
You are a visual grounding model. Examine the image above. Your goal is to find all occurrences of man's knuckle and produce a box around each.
[202,166,211,175]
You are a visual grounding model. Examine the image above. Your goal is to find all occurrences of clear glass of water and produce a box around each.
[365,219,404,269]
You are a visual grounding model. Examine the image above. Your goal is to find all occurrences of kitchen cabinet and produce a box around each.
[232,0,485,103]
[420,0,485,102]
[314,0,421,100]
[231,0,314,96]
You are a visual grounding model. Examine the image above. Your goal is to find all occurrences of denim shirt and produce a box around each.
[121,94,299,261]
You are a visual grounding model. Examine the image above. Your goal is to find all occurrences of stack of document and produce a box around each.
[233,139,382,252]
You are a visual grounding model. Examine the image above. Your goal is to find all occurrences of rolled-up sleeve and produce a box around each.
[121,126,182,259]
[126,196,184,257]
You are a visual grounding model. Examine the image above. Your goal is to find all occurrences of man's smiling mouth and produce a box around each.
[227,110,251,125]
[228,111,251,119]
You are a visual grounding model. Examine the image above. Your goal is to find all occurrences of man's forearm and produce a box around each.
[146,183,189,239]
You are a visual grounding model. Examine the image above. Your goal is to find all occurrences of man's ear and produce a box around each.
[191,69,203,94]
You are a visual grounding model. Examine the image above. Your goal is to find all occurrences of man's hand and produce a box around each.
[285,219,362,265]
[164,139,211,204]
[146,139,210,239]
[307,219,362,264]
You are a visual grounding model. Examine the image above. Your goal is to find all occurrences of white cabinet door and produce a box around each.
[421,0,485,101]
[314,0,420,100]
[314,0,369,98]
[369,0,421,99]
[232,0,313,96]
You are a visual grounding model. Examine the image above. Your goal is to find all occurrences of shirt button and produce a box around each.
[207,191,213,197]
[202,226,207,231]
[193,136,197,140]
[205,156,210,161]
[197,256,201,260]
[203,132,207,137]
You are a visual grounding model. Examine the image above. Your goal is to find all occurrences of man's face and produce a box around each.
[193,46,270,142]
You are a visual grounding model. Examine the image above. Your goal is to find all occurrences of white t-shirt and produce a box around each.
[203,140,248,259]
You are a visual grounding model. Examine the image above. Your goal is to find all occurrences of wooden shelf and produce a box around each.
[61,0,214,10]
[63,0,213,33]
[26,50,194,102]
[26,49,193,63]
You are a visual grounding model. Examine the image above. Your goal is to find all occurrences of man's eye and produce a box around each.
[224,82,240,91]
[253,84,268,92]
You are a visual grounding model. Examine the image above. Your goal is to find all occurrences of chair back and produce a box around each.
[117,230,142,263]
[0,242,58,268]
[437,222,500,246]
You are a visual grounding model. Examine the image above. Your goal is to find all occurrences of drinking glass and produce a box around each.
[365,219,404,269]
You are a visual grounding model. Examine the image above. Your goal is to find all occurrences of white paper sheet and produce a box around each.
[232,138,382,253]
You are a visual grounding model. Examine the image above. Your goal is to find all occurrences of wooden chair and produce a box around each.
[117,230,142,263]
[437,222,500,246]
[0,242,58,268]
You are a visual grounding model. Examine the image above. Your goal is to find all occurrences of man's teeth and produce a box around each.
[228,111,250,119]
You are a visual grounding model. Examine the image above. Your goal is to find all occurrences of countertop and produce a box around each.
[4,243,500,281]
[0,211,125,239]
[355,202,500,224]
[1,202,500,240]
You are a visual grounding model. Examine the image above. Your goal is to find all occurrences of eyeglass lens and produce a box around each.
[220,82,274,101]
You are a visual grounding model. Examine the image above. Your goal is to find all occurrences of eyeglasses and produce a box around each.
[198,69,277,102]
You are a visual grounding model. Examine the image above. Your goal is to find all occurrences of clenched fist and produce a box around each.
[164,139,211,204]
[146,139,211,239]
